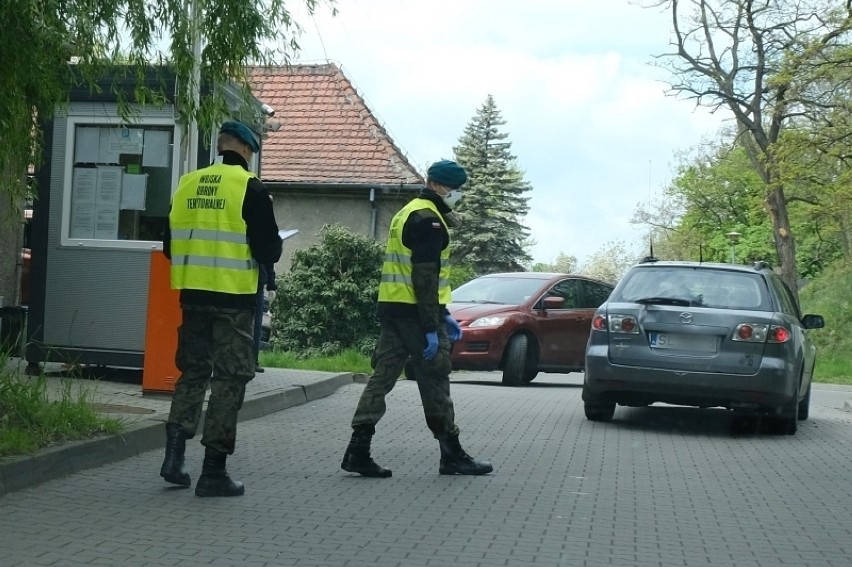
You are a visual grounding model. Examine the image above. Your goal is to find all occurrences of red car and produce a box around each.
[448,272,613,386]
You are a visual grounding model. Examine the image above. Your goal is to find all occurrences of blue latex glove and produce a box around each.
[422,331,439,361]
[444,314,463,342]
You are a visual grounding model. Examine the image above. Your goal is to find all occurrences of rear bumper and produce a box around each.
[583,344,799,411]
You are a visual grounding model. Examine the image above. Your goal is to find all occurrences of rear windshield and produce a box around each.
[612,267,770,310]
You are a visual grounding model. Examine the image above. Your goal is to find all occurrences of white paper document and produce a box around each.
[70,168,98,238]
[142,130,171,167]
[278,229,299,240]
[121,173,148,210]
[74,128,100,163]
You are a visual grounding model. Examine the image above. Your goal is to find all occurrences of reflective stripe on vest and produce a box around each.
[169,163,258,294]
[377,198,452,305]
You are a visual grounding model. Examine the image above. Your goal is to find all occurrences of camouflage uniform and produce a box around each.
[342,161,491,477]
[353,317,460,437]
[168,305,255,455]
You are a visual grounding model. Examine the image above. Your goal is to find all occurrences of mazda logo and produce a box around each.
[680,312,693,324]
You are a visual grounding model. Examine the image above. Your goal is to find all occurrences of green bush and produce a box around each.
[270,225,383,357]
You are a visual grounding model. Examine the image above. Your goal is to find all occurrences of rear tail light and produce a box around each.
[733,323,767,342]
[608,314,639,334]
[592,315,607,331]
[768,325,791,343]
[732,323,791,343]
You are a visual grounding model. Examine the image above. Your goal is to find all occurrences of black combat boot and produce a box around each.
[341,428,392,478]
[195,448,245,497]
[438,434,493,475]
[160,423,191,487]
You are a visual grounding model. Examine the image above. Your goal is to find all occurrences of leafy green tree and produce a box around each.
[449,263,476,291]
[635,139,845,277]
[579,241,638,284]
[530,252,577,273]
[451,95,533,275]
[774,126,852,272]
[0,0,335,304]
[650,0,852,294]
[635,143,771,262]
[269,225,382,357]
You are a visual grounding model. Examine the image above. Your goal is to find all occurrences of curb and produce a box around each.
[0,372,355,496]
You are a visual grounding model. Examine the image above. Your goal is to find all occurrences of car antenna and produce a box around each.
[641,237,657,263]
[699,243,703,263]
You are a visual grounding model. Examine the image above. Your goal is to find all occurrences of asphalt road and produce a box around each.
[1,372,851,567]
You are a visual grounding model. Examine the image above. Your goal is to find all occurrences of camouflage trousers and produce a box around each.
[352,318,460,438]
[167,305,255,455]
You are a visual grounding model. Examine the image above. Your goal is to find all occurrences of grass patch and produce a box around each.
[800,261,852,385]
[261,348,372,374]
[813,357,852,386]
[0,361,123,457]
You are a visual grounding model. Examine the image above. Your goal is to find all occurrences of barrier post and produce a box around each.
[142,250,181,393]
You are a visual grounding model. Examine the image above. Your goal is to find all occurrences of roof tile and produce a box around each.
[249,64,423,186]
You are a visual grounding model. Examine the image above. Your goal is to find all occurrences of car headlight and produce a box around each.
[469,315,508,328]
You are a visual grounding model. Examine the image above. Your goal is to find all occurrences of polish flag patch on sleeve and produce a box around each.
[432,221,442,229]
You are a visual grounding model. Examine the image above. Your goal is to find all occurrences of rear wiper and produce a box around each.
[635,297,691,307]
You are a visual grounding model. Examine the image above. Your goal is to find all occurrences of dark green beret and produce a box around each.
[427,160,467,189]
[220,121,260,153]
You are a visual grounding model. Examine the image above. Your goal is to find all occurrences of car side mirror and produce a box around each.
[801,314,825,329]
[542,296,565,310]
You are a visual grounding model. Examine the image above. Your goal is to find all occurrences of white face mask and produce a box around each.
[442,189,463,208]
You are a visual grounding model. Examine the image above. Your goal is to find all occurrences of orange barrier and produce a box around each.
[142,251,181,394]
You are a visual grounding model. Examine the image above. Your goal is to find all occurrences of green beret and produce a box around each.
[427,160,467,189]
[220,121,260,153]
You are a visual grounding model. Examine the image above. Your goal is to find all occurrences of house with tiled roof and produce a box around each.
[249,63,425,270]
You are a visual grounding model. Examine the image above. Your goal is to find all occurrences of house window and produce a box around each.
[61,117,181,248]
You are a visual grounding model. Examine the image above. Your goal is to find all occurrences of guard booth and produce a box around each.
[26,67,267,391]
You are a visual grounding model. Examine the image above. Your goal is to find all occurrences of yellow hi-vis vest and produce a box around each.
[377,198,452,305]
[169,162,258,294]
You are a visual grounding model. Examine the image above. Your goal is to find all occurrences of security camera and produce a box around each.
[260,103,276,117]
[263,121,282,132]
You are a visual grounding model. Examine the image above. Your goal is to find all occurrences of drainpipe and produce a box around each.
[369,188,377,239]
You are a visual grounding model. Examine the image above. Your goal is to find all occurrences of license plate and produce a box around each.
[649,332,717,353]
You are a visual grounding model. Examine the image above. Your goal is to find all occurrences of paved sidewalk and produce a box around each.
[0,360,361,496]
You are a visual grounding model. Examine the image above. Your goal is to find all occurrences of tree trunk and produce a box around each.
[765,185,799,296]
[0,165,26,308]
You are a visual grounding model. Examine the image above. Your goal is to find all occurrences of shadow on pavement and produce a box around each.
[604,405,793,438]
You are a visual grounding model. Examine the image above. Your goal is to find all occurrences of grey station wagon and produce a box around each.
[583,260,825,434]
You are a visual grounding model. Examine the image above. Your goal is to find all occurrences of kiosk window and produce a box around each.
[67,123,176,243]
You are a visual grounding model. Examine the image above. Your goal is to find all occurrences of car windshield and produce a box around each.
[452,276,549,305]
[613,267,769,310]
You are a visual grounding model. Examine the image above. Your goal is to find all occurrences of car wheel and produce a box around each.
[584,402,616,421]
[766,396,799,435]
[522,369,539,384]
[798,381,811,421]
[502,335,530,387]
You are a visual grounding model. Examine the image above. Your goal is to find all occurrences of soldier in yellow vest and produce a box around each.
[341,160,493,478]
[160,121,282,497]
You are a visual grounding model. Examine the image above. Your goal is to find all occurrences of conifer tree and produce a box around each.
[451,95,533,275]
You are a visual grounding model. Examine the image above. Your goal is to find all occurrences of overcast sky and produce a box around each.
[287,0,725,266]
